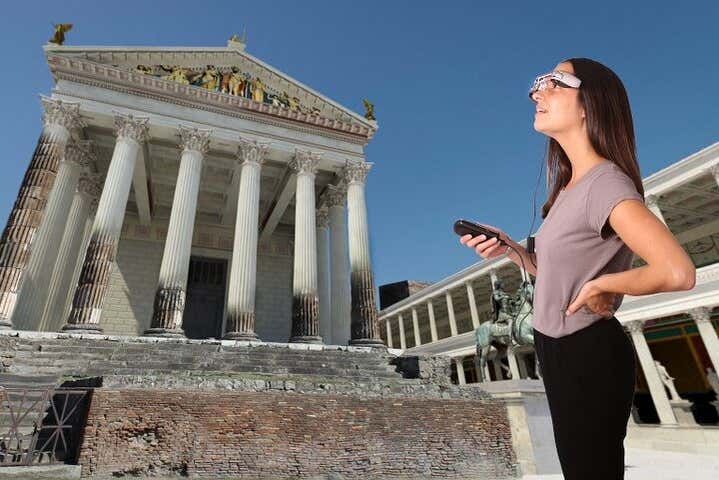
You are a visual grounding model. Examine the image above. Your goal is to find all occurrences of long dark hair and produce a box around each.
[541,57,644,219]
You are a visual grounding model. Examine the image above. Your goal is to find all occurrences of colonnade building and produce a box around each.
[0,37,384,347]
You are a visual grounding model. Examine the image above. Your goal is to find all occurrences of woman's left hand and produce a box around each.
[565,278,616,317]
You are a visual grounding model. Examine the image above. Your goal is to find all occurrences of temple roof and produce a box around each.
[43,40,377,141]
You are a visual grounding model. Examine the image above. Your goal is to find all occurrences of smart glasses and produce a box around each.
[529,71,582,99]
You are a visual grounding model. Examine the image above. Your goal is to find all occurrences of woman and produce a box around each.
[460,58,696,479]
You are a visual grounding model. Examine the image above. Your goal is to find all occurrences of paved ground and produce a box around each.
[522,447,719,480]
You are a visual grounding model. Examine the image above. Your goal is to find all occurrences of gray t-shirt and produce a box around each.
[533,160,644,338]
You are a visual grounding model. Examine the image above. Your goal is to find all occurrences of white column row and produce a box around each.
[13,141,94,329]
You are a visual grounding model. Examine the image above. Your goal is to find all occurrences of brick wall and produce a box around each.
[77,389,518,479]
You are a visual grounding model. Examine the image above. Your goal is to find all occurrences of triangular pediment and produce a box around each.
[44,42,377,140]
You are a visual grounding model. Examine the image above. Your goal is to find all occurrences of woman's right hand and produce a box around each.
[459,224,512,259]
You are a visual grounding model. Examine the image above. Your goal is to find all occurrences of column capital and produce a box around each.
[626,319,645,334]
[40,96,84,131]
[645,194,661,209]
[237,137,270,166]
[290,149,320,175]
[316,206,329,228]
[64,140,96,170]
[113,112,149,144]
[179,125,212,154]
[689,306,712,324]
[341,160,373,185]
[323,183,347,207]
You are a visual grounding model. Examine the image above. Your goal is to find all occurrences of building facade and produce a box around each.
[379,142,719,427]
[0,37,384,347]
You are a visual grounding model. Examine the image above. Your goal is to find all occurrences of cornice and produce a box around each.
[47,54,375,144]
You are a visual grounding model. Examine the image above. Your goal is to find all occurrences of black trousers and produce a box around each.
[533,316,636,480]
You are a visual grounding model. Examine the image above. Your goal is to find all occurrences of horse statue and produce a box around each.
[473,279,540,382]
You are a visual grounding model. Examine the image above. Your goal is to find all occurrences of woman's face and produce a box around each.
[531,61,584,137]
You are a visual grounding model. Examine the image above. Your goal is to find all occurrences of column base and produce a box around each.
[143,327,186,338]
[223,331,261,341]
[348,338,387,349]
[0,320,12,330]
[289,335,324,344]
[670,399,697,426]
[61,323,103,335]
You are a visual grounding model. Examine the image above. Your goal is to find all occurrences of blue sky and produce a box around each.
[1,1,717,292]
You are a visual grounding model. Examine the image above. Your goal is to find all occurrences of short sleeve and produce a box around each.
[586,170,644,239]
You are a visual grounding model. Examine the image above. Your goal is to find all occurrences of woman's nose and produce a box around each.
[531,90,543,103]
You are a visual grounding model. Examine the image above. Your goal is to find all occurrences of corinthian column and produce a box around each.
[288,150,322,344]
[341,160,383,347]
[224,138,269,340]
[13,141,94,329]
[316,206,331,342]
[146,126,211,337]
[689,307,719,377]
[63,113,148,333]
[0,97,82,329]
[325,184,351,345]
[626,320,676,425]
[39,173,101,332]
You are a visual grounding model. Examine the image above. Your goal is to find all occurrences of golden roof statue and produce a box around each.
[362,98,376,121]
[49,23,73,45]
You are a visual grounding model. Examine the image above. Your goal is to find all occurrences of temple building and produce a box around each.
[0,36,384,347]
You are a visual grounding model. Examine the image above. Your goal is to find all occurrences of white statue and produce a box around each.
[706,367,719,396]
[655,360,681,401]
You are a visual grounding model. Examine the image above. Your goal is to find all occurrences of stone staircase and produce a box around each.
[1,334,429,390]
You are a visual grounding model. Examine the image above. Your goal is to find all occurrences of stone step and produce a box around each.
[15,352,394,371]
[10,354,400,376]
[28,341,389,356]
[9,364,401,382]
[0,373,59,389]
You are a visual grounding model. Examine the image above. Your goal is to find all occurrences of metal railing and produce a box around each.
[0,386,90,466]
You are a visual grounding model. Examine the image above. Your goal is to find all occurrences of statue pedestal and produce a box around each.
[476,379,562,476]
[670,399,697,426]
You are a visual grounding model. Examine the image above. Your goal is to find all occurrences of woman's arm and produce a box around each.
[595,198,695,296]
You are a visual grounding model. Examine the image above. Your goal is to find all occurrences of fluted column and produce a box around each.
[0,98,82,329]
[507,347,521,379]
[385,319,393,348]
[316,207,331,343]
[224,138,270,340]
[13,141,93,329]
[689,307,719,376]
[466,282,480,329]
[455,357,467,385]
[712,164,719,189]
[626,320,677,424]
[645,195,667,225]
[446,291,458,336]
[411,307,421,346]
[324,184,351,345]
[398,313,406,350]
[39,173,101,332]
[63,113,148,333]
[288,150,322,343]
[427,300,438,342]
[342,160,383,347]
[146,126,211,337]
